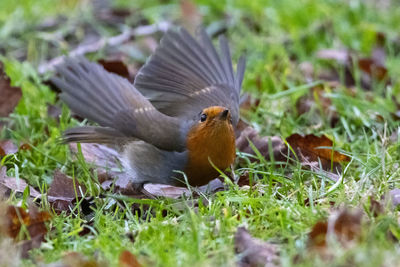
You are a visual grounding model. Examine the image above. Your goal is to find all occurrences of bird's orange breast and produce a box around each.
[184,107,236,186]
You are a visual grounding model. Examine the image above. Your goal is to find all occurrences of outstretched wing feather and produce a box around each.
[134,28,246,125]
[51,58,186,151]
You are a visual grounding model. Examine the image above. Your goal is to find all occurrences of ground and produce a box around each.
[0,0,400,266]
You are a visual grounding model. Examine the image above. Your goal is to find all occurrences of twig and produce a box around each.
[38,22,171,74]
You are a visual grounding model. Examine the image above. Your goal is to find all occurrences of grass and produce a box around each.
[1,0,400,266]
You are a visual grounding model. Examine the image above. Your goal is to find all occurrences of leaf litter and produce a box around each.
[286,133,350,180]
[119,250,143,267]
[2,1,400,265]
[0,166,41,199]
[234,227,280,267]
[0,62,22,131]
[0,201,51,258]
[46,170,89,214]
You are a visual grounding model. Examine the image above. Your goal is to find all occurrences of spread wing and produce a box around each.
[134,27,246,125]
[51,58,186,152]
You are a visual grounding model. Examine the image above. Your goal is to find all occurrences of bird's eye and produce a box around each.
[200,113,207,122]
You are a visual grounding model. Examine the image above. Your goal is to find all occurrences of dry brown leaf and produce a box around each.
[0,166,41,199]
[0,140,32,159]
[48,170,86,199]
[5,205,51,240]
[287,134,349,163]
[19,143,32,151]
[0,140,18,157]
[234,171,252,187]
[286,134,349,180]
[308,208,363,259]
[119,250,142,267]
[46,170,88,213]
[358,58,387,81]
[235,126,349,184]
[0,203,51,258]
[236,126,288,163]
[316,32,390,90]
[98,59,131,81]
[234,227,280,267]
[358,32,387,81]
[0,62,22,130]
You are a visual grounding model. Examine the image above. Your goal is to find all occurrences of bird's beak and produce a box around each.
[219,109,229,120]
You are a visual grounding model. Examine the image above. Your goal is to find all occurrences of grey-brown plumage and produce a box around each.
[52,58,188,152]
[51,27,246,187]
[134,28,246,125]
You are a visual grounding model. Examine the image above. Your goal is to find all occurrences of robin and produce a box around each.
[51,27,246,192]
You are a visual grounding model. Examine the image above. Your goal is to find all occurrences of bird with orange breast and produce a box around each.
[51,27,246,193]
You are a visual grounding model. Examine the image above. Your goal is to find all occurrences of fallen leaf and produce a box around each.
[308,208,363,259]
[0,166,41,199]
[6,205,51,239]
[47,170,87,213]
[48,170,86,199]
[388,189,400,208]
[98,59,131,81]
[1,203,51,258]
[119,250,142,267]
[0,62,22,130]
[316,32,390,90]
[287,134,349,162]
[0,140,18,157]
[316,49,350,64]
[234,227,280,267]
[233,171,252,187]
[358,32,388,82]
[236,126,288,163]
[358,58,387,81]
[142,184,190,199]
[68,143,135,194]
[18,143,32,151]
[286,134,349,179]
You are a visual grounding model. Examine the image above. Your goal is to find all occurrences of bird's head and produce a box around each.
[194,106,232,131]
[186,106,235,152]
